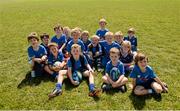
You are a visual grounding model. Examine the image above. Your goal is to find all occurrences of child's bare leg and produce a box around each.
[102,76,110,84]
[151,82,163,93]
[134,86,149,96]
[57,70,67,83]
[114,77,128,88]
[44,65,54,74]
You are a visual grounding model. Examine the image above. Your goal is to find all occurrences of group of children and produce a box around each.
[27,18,168,99]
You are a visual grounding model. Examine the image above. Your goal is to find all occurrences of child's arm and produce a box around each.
[154,77,168,92]
[132,78,136,90]
[59,43,66,52]
[115,74,124,85]
[86,64,94,73]
[105,73,115,85]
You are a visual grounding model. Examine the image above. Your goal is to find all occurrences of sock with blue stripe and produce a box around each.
[89,84,95,92]
[56,83,62,90]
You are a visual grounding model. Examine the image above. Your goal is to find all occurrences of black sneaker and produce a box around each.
[119,85,127,93]
[101,83,112,92]
[48,88,62,100]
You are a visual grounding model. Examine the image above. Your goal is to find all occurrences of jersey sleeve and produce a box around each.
[119,63,125,75]
[27,47,35,61]
[149,67,157,78]
[105,62,110,74]
[59,51,64,62]
[130,66,138,78]
[83,55,88,66]
[42,46,47,55]
[48,55,53,65]
[67,59,72,68]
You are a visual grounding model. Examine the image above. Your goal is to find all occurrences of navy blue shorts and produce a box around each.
[136,79,155,89]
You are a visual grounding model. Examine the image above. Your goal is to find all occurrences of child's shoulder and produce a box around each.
[146,65,153,71]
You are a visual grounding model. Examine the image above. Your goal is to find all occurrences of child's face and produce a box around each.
[92,38,99,46]
[72,32,80,41]
[114,35,123,42]
[50,46,58,55]
[63,28,70,37]
[42,37,49,45]
[110,53,119,63]
[55,28,62,36]
[81,34,88,42]
[106,35,113,44]
[99,22,106,28]
[122,45,130,54]
[138,59,148,69]
[128,32,134,37]
[29,38,38,46]
[71,48,80,57]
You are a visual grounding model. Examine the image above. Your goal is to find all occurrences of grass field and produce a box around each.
[0,0,180,110]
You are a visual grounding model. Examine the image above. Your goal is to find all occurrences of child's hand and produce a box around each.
[95,52,100,56]
[163,86,168,93]
[89,69,94,74]
[41,56,47,61]
[112,82,117,88]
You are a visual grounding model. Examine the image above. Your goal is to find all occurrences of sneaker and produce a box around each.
[101,83,112,92]
[89,89,101,97]
[119,85,127,93]
[48,88,62,100]
[162,83,168,93]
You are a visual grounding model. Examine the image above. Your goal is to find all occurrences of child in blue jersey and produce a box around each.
[51,24,67,52]
[120,41,134,75]
[100,32,120,68]
[81,30,91,52]
[124,28,137,52]
[27,32,47,78]
[88,35,102,71]
[114,31,124,46]
[63,26,72,44]
[66,28,85,53]
[40,33,50,56]
[67,44,101,97]
[102,48,128,92]
[47,43,67,99]
[130,53,168,96]
[96,18,109,41]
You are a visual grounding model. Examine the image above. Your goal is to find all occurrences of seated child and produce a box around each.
[124,28,137,52]
[63,26,72,43]
[40,33,50,56]
[130,53,168,96]
[66,28,85,53]
[47,43,67,99]
[27,32,47,77]
[96,18,109,41]
[81,30,91,52]
[102,48,128,92]
[51,24,67,51]
[88,35,103,71]
[120,41,134,75]
[114,31,124,46]
[67,44,101,97]
[44,43,66,80]
[100,32,120,68]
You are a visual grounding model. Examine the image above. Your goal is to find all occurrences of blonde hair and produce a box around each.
[71,28,80,36]
[48,42,58,48]
[110,47,120,56]
[81,30,89,37]
[115,31,123,36]
[91,35,100,40]
[27,32,39,41]
[71,44,81,52]
[128,28,135,34]
[105,32,113,38]
[99,18,107,24]
[122,40,132,53]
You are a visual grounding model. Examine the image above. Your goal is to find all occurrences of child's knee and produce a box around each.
[123,77,128,83]
[134,86,144,96]
[151,82,163,93]
[102,76,108,82]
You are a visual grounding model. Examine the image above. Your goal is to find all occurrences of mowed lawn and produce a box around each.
[0,0,180,110]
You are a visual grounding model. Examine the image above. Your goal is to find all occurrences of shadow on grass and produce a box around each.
[129,92,162,110]
[17,71,55,89]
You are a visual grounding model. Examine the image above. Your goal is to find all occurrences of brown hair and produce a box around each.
[127,28,135,34]
[40,33,49,40]
[110,47,120,56]
[27,32,39,41]
[134,53,148,65]
[48,42,58,48]
[53,24,63,31]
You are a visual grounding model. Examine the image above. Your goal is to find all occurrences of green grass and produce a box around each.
[0,0,180,110]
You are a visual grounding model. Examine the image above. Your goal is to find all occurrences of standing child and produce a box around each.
[67,44,101,97]
[102,48,128,92]
[40,33,50,56]
[114,31,124,46]
[51,24,67,52]
[47,43,67,99]
[81,30,91,52]
[66,28,85,53]
[100,32,120,68]
[96,18,109,41]
[27,32,47,78]
[120,41,134,75]
[124,28,137,52]
[130,53,168,96]
[88,35,103,71]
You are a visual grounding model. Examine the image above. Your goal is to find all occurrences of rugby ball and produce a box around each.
[53,61,61,67]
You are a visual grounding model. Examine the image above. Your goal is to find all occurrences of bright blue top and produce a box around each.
[48,51,64,65]
[124,36,137,51]
[105,60,125,81]
[130,65,157,85]
[51,34,67,49]
[66,39,85,53]
[82,39,91,52]
[28,45,47,61]
[96,28,109,40]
